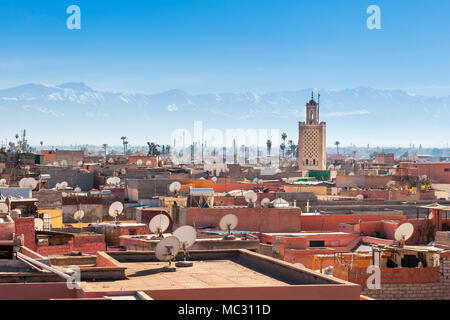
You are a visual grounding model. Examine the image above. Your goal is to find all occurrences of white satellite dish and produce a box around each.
[106,177,113,185]
[149,214,171,237]
[173,225,197,268]
[24,165,30,171]
[261,198,271,208]
[19,178,27,188]
[74,187,81,193]
[61,192,68,197]
[34,218,44,231]
[77,161,83,167]
[394,223,414,245]
[61,160,68,166]
[356,194,364,201]
[113,177,121,185]
[121,168,126,174]
[169,181,181,194]
[211,177,217,183]
[146,160,151,166]
[108,201,124,221]
[245,190,258,208]
[295,263,305,269]
[74,210,84,224]
[0,178,7,186]
[0,203,8,213]
[155,236,181,272]
[136,159,143,166]
[60,181,68,190]
[219,214,238,240]
[27,178,38,190]
[53,161,59,166]
[10,209,21,216]
[252,178,259,184]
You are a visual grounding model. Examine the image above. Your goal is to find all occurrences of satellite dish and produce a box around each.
[356,194,364,201]
[173,225,197,268]
[74,187,81,193]
[149,214,171,237]
[53,161,59,166]
[0,203,8,213]
[121,168,126,174]
[19,178,27,188]
[60,181,68,190]
[136,159,143,166]
[34,218,44,231]
[245,190,258,207]
[10,209,21,215]
[295,263,305,269]
[146,160,151,166]
[74,210,85,222]
[106,177,113,185]
[261,198,271,208]
[211,177,217,183]
[61,160,68,166]
[108,201,124,221]
[219,214,238,240]
[169,181,181,194]
[24,165,30,171]
[252,178,259,184]
[77,161,83,167]
[0,178,7,186]
[61,192,68,197]
[155,236,181,272]
[394,223,414,245]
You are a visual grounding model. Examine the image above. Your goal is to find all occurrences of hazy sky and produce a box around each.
[1,0,450,96]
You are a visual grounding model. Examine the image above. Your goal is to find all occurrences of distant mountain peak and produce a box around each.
[57,82,93,92]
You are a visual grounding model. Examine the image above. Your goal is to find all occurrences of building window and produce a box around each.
[306,159,309,165]
[309,240,325,247]
[445,168,450,172]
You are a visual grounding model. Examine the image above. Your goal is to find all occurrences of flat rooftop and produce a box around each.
[84,259,289,292]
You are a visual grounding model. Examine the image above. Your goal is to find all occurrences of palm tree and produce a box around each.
[280,143,286,159]
[102,143,108,156]
[120,136,126,155]
[334,141,341,155]
[40,141,43,151]
[266,139,272,164]
[123,140,129,155]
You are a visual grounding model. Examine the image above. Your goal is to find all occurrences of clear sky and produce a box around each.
[1,0,450,96]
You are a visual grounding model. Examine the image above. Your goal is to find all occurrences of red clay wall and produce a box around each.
[13,217,36,251]
[185,208,301,233]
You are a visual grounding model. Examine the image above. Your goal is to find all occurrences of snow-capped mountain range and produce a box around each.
[1,82,449,146]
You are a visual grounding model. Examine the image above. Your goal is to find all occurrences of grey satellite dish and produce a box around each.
[0,203,8,213]
[219,214,238,240]
[34,218,44,231]
[173,225,196,268]
[261,198,271,208]
[155,236,181,272]
[245,190,258,208]
[108,201,124,222]
[169,181,181,195]
[394,223,414,246]
[149,214,171,237]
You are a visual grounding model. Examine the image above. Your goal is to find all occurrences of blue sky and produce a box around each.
[1,0,450,96]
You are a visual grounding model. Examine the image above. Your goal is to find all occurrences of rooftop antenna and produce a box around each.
[394,223,414,247]
[149,214,171,238]
[173,225,197,268]
[169,181,181,196]
[108,201,124,223]
[219,214,238,240]
[155,236,181,272]
[74,210,85,233]
[245,190,258,208]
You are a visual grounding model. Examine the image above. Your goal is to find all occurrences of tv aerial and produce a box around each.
[245,190,257,208]
[0,203,8,213]
[149,214,171,238]
[155,236,181,272]
[74,210,85,232]
[261,197,271,208]
[169,181,181,196]
[394,222,414,247]
[34,218,44,231]
[173,225,197,268]
[108,201,124,222]
[219,214,238,240]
